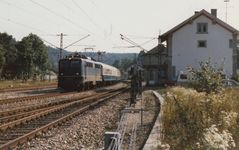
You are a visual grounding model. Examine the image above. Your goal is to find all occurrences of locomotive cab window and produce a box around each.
[71,60,80,65]
[95,64,101,69]
[71,60,80,69]
[59,60,69,68]
[86,62,93,68]
[69,60,81,75]
[59,60,70,74]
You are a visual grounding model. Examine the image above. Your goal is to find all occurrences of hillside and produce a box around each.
[47,47,137,71]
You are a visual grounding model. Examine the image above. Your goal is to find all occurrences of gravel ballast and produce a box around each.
[7,84,159,150]
[15,91,129,150]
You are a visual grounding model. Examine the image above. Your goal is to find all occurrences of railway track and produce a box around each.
[0,86,128,150]
[0,92,82,120]
[0,84,57,93]
[0,92,65,105]
[0,93,93,125]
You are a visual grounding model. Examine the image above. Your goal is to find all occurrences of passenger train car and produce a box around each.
[58,53,121,90]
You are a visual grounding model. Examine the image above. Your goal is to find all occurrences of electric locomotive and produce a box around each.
[58,53,121,91]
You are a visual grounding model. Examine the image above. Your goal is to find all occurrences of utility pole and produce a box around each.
[97,50,106,62]
[41,33,90,62]
[84,47,94,53]
[224,0,230,23]
[57,33,67,59]
[55,33,90,60]
[84,47,94,58]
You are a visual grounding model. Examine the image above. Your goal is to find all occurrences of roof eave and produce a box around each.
[160,9,239,42]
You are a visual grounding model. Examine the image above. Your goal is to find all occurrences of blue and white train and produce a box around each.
[58,53,121,91]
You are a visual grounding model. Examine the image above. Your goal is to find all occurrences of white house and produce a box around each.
[160,9,239,80]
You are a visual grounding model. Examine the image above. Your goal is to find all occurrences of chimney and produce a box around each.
[211,9,217,17]
[158,35,161,45]
[195,11,199,14]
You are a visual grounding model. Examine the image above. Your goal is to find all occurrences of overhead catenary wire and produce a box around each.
[63,34,90,49]
[57,0,78,16]
[114,37,157,49]
[29,0,92,34]
[120,34,142,46]
[40,37,59,48]
[58,0,104,32]
[120,34,147,51]
[71,44,96,47]
[71,0,105,33]
[88,0,114,38]
[0,14,63,48]
[0,0,32,15]
[0,16,46,33]
[88,0,112,24]
[124,34,156,39]
[139,37,157,46]
[39,34,86,37]
[0,0,91,36]
[0,0,61,29]
[113,46,138,49]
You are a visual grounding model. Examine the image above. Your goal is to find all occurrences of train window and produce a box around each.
[104,69,112,74]
[95,64,101,69]
[86,62,93,68]
[59,60,70,70]
[71,60,80,68]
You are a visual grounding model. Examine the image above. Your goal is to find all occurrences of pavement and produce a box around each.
[143,91,164,150]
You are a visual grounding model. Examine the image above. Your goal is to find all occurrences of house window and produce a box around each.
[197,23,208,34]
[198,40,207,48]
[149,70,154,80]
[229,39,239,48]
[229,39,233,48]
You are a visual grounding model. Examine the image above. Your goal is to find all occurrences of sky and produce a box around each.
[0,0,238,53]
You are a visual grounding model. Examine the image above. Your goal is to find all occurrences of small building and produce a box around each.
[142,44,168,85]
[160,9,239,80]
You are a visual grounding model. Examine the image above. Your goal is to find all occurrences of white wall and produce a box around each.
[172,15,233,77]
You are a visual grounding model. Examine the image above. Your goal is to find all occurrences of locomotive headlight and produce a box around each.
[76,73,79,75]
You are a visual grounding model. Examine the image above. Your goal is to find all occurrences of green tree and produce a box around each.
[17,39,35,80]
[17,33,50,80]
[0,44,5,77]
[187,59,224,93]
[121,58,136,70]
[0,33,17,79]
[112,59,120,68]
[3,45,18,79]
[30,34,49,79]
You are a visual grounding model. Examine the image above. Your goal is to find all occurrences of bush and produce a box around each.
[161,87,239,149]
[187,59,224,94]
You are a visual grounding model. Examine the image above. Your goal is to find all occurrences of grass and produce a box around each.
[159,87,239,149]
[0,80,57,90]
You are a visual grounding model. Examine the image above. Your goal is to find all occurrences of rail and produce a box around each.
[0,84,57,93]
[0,86,128,150]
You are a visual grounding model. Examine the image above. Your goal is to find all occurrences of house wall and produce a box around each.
[171,15,233,78]
[143,49,168,85]
[167,35,173,80]
[143,55,159,85]
[232,33,238,77]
